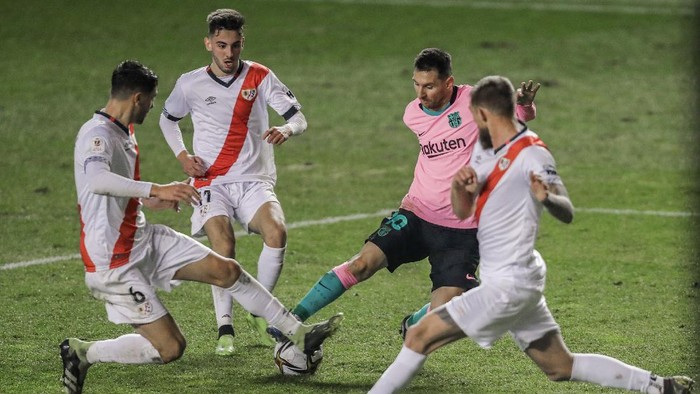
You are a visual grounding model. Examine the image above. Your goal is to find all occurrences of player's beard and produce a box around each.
[133,110,146,125]
[478,127,493,149]
[133,103,150,125]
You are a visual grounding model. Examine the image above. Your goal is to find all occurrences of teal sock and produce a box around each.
[407,303,430,327]
[292,271,346,322]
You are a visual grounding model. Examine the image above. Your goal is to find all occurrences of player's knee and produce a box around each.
[159,337,187,363]
[262,223,287,248]
[210,258,242,288]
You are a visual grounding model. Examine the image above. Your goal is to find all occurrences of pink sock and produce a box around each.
[332,262,359,289]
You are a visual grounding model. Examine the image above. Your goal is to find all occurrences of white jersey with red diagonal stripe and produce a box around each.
[162,61,301,188]
[74,112,148,272]
[469,129,562,282]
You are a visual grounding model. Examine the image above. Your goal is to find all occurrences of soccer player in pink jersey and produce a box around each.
[282,48,539,336]
[61,60,342,394]
[159,9,308,354]
[369,75,693,394]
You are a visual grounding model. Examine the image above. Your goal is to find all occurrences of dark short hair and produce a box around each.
[414,48,452,80]
[470,75,515,117]
[207,8,245,36]
[110,60,158,99]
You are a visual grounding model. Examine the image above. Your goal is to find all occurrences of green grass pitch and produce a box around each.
[0,0,697,393]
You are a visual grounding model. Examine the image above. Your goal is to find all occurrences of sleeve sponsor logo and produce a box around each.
[543,164,558,175]
[90,137,106,154]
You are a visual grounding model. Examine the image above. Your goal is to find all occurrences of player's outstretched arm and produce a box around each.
[529,172,574,224]
[451,166,478,220]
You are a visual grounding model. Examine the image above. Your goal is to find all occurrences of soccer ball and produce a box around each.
[273,340,323,375]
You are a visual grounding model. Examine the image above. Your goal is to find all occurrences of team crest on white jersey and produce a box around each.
[241,88,257,101]
[498,157,510,170]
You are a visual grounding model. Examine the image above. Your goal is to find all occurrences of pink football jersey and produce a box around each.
[400,84,535,229]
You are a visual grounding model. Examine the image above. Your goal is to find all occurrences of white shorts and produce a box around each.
[190,181,279,237]
[445,274,560,351]
[85,224,210,325]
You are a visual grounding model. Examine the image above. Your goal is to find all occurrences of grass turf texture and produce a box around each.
[0,0,697,392]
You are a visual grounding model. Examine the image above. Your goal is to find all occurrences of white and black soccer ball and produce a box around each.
[273,340,323,375]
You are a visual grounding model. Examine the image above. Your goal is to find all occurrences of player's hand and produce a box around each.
[516,80,541,106]
[452,166,478,194]
[151,181,201,205]
[263,126,291,145]
[177,152,206,177]
[529,171,549,202]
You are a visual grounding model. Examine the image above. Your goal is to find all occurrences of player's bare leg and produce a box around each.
[526,331,694,393]
[175,253,343,353]
[291,241,387,322]
[371,306,465,393]
[203,215,237,355]
[400,286,464,339]
[60,315,181,394]
[247,201,287,346]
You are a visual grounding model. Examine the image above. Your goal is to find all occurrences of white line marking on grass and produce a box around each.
[0,254,82,271]
[283,0,694,16]
[0,207,693,270]
[576,207,695,217]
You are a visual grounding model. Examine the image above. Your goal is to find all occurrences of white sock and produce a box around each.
[571,353,651,391]
[85,334,163,364]
[256,243,285,292]
[211,285,234,328]
[369,345,427,394]
[226,270,300,336]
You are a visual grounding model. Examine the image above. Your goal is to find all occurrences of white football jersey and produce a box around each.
[162,60,301,188]
[74,111,149,272]
[469,128,562,282]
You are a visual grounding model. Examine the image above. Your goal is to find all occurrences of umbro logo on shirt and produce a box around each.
[205,96,217,105]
